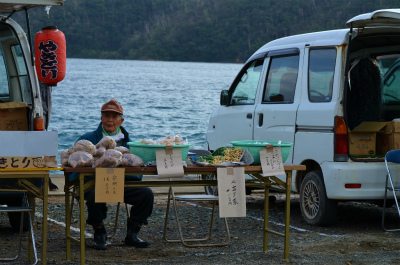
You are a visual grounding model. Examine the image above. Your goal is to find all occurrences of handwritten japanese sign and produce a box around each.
[217,167,246,218]
[37,40,59,79]
[0,156,46,169]
[156,146,184,178]
[95,168,125,203]
[260,145,285,176]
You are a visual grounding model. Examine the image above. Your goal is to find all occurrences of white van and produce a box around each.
[206,9,400,225]
[0,0,63,230]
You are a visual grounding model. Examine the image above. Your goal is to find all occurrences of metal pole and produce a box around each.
[24,8,34,66]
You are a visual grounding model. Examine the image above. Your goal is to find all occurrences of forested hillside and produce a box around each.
[13,0,400,62]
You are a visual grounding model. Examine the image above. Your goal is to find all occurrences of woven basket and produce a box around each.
[127,141,191,163]
[230,140,293,165]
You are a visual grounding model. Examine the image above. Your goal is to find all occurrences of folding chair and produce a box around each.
[0,192,37,265]
[163,186,230,247]
[188,149,217,196]
[382,149,400,231]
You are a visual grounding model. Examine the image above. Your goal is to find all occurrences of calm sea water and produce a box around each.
[48,58,242,157]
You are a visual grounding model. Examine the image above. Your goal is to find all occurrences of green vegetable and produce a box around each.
[198,147,237,164]
[212,147,233,156]
[197,155,215,163]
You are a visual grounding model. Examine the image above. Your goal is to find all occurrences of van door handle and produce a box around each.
[246,113,252,119]
[258,113,264,127]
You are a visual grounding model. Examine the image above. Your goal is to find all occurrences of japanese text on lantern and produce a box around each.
[37,40,59,79]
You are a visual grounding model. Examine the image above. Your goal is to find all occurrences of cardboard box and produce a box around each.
[380,120,400,152]
[377,133,390,156]
[349,122,387,156]
[0,102,28,131]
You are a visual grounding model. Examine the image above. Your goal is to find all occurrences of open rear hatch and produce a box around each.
[345,9,400,161]
[347,9,400,28]
[0,0,63,14]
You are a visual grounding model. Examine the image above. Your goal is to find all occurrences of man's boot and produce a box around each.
[125,220,150,248]
[93,224,107,250]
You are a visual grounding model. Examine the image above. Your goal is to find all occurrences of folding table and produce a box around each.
[63,165,305,264]
[0,167,61,265]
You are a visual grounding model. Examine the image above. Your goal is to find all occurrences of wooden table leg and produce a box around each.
[263,181,270,253]
[79,173,86,265]
[284,171,292,260]
[65,174,71,261]
[42,175,49,265]
[28,192,35,261]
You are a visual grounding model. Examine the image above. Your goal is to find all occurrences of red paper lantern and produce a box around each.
[35,26,66,86]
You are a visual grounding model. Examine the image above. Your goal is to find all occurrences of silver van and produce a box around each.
[206,9,400,225]
[0,0,63,230]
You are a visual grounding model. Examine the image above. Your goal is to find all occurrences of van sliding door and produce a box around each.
[253,48,302,164]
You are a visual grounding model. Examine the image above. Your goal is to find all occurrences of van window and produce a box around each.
[262,55,299,103]
[0,23,31,104]
[380,56,400,103]
[11,45,31,104]
[0,48,8,102]
[379,56,400,120]
[230,59,263,105]
[308,49,336,102]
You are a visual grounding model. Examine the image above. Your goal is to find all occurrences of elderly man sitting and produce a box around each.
[70,98,154,250]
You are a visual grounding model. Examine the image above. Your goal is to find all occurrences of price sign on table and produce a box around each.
[156,146,184,178]
[95,168,125,202]
[260,144,285,176]
[217,167,246,217]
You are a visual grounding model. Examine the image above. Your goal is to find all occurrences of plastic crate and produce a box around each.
[230,140,293,165]
[127,141,191,163]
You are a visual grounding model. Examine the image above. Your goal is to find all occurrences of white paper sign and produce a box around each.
[95,168,125,203]
[156,146,184,178]
[260,145,285,177]
[217,167,246,218]
[0,131,58,156]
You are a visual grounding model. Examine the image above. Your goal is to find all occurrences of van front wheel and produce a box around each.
[300,171,337,226]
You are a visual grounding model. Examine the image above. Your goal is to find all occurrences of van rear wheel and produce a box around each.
[300,171,337,226]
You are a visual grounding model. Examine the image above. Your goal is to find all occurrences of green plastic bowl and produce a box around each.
[127,141,191,163]
[230,140,293,165]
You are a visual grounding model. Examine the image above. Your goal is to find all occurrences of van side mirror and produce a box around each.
[220,90,229,106]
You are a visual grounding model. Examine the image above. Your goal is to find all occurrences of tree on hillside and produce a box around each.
[12,0,400,62]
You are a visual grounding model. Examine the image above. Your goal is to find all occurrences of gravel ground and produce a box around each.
[2,192,400,264]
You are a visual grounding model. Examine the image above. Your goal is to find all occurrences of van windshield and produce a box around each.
[230,59,263,105]
[0,23,31,104]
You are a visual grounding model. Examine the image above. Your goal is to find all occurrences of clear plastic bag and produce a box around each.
[70,139,96,155]
[119,153,144,167]
[114,146,131,154]
[94,149,122,168]
[141,132,188,145]
[95,136,117,150]
[94,146,106,157]
[61,149,69,167]
[68,151,94,168]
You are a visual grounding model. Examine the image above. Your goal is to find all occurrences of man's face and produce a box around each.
[101,111,124,133]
